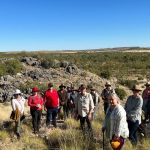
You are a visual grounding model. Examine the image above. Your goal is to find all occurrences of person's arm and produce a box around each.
[56,90,60,107]
[124,96,130,112]
[113,108,125,138]
[28,96,37,107]
[89,93,94,114]
[128,98,143,117]
[40,96,44,106]
[11,99,16,111]
[74,95,78,114]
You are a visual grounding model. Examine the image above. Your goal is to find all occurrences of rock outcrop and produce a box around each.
[0,57,112,102]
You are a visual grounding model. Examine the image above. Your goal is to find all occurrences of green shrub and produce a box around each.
[5,60,23,75]
[115,88,127,100]
[119,79,138,89]
[0,64,6,76]
[0,60,23,76]
[100,70,111,79]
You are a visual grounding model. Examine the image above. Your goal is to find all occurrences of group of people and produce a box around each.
[10,81,150,150]
[10,83,100,138]
[101,81,150,150]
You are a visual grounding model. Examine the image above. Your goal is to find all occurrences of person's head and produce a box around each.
[145,82,150,88]
[108,93,120,107]
[105,81,111,90]
[71,87,75,93]
[131,85,142,96]
[32,87,40,95]
[67,86,71,92]
[80,85,86,95]
[14,89,22,98]
[59,84,66,90]
[48,82,53,90]
[90,87,96,94]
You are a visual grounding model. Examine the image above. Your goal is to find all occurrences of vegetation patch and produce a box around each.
[115,87,127,100]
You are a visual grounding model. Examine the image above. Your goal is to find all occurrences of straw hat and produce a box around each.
[145,82,150,87]
[131,85,142,91]
[105,81,111,86]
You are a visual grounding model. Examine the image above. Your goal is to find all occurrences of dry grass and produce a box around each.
[0,130,9,141]
[0,103,12,121]
[0,102,150,150]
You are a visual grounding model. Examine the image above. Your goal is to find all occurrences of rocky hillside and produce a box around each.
[0,57,115,102]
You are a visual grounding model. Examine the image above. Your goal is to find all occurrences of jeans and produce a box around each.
[46,107,58,127]
[15,114,24,138]
[30,109,42,132]
[78,115,92,131]
[127,120,139,145]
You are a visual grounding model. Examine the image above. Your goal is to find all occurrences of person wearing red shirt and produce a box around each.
[28,87,43,134]
[44,83,59,128]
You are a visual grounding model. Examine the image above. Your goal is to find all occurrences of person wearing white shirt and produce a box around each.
[102,93,129,150]
[11,89,26,139]
[75,85,94,133]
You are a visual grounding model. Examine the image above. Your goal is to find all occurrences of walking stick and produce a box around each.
[102,130,105,150]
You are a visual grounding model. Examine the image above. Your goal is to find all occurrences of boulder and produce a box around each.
[50,60,61,68]
[21,57,40,66]
[3,75,14,81]
[66,64,78,74]
[60,61,70,68]
[28,70,41,80]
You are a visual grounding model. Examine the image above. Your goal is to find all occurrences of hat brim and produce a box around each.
[32,90,40,92]
[14,93,21,95]
[59,86,66,88]
[145,84,150,86]
[105,84,111,86]
[131,88,142,91]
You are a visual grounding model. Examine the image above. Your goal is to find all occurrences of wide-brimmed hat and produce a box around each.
[131,85,142,91]
[145,82,150,87]
[80,85,86,90]
[14,89,22,95]
[105,81,111,86]
[48,82,53,87]
[90,86,95,91]
[59,84,66,88]
[32,87,40,92]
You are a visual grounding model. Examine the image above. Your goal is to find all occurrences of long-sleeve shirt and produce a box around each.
[57,89,68,105]
[28,95,43,110]
[125,95,143,124]
[11,97,26,114]
[90,92,100,106]
[142,87,150,100]
[103,104,129,139]
[75,92,94,117]
[44,89,59,108]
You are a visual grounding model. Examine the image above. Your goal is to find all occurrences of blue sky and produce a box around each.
[0,0,150,51]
